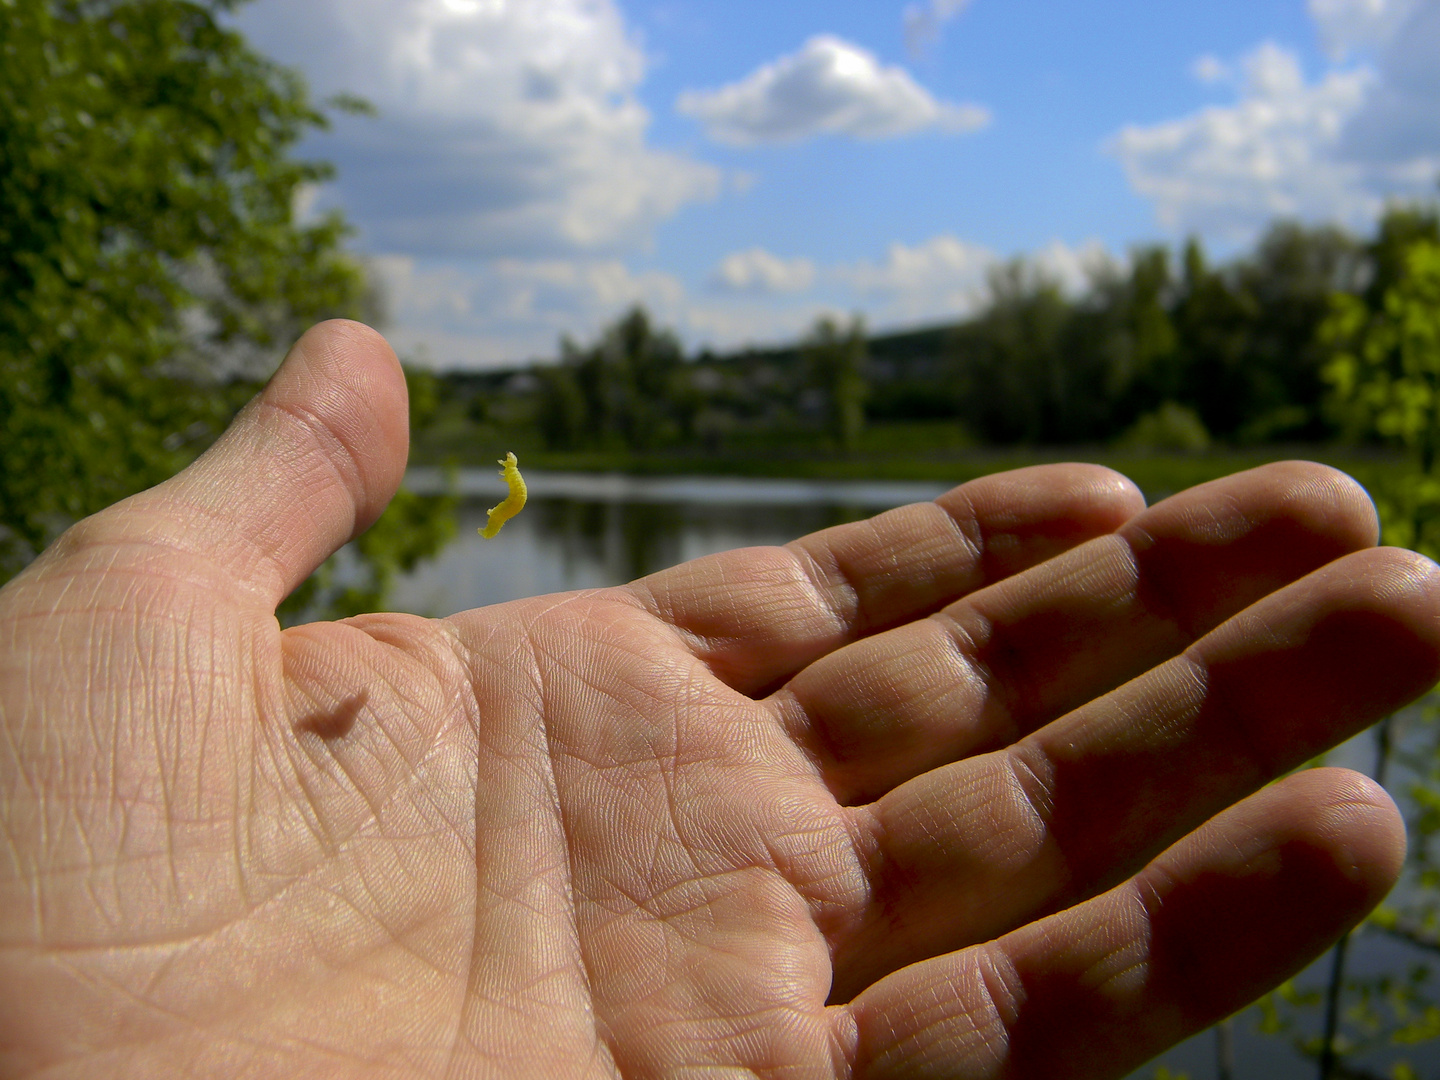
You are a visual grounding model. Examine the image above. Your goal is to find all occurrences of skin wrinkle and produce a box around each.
[176,870,430,1046]
[835,705,1146,1002]
[274,703,349,856]
[532,597,834,1077]
[185,616,216,830]
[1116,521,1196,637]
[970,950,1021,1068]
[762,802,868,945]
[153,698,182,912]
[929,606,1014,746]
[36,522,267,618]
[1082,895,1153,1000]
[766,688,824,773]
[14,878,369,1074]
[842,805,913,957]
[446,624,590,1078]
[253,734,335,908]
[530,627,621,1080]
[782,545,859,646]
[224,394,366,603]
[846,503,982,635]
[935,488,987,580]
[623,576,717,661]
[295,714,388,834]
[802,466,1376,825]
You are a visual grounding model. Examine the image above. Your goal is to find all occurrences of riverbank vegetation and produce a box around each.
[411,204,1438,493]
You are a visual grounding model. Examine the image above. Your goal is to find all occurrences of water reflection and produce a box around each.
[393,469,951,616]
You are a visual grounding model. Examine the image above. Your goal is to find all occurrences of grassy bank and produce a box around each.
[413,419,1406,503]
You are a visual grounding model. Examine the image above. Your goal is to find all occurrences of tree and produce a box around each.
[0,0,373,577]
[1232,221,1364,441]
[1065,244,1180,441]
[537,307,692,453]
[1169,237,1259,440]
[1325,240,1440,488]
[953,260,1072,444]
[802,315,868,451]
[535,362,589,452]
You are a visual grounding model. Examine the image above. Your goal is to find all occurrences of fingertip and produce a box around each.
[1255,767,1406,902]
[262,319,410,536]
[1267,460,1380,547]
[110,320,415,607]
[1371,543,1440,617]
[1069,463,1150,521]
[1304,547,1440,705]
[1144,766,1407,1025]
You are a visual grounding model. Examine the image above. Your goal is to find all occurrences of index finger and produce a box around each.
[627,464,1144,695]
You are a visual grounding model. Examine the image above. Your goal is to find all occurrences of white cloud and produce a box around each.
[369,233,1114,369]
[675,35,990,146]
[1032,239,1117,296]
[1191,54,1230,84]
[834,235,1108,325]
[711,249,816,294]
[840,235,994,303]
[1109,42,1381,239]
[372,249,852,365]
[1111,1,1440,242]
[903,0,975,56]
[371,254,687,366]
[1309,0,1420,57]
[1338,0,1440,169]
[678,302,841,353]
[232,0,719,256]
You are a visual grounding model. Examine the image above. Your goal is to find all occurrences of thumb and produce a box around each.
[84,320,409,610]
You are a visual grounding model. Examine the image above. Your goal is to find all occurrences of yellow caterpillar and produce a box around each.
[479,452,527,539]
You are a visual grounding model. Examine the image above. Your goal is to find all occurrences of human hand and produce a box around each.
[3,321,1437,1079]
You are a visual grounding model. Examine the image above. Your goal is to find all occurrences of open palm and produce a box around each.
[4,321,1439,1079]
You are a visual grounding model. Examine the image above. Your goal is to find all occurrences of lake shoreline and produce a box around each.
[407,444,1407,505]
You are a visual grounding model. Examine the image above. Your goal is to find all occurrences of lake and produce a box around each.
[395,468,955,614]
[392,467,1438,1080]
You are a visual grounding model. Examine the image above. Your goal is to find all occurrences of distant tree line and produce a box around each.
[940,207,1438,447]
[513,204,1440,455]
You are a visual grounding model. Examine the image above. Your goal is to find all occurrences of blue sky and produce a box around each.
[233,0,1440,368]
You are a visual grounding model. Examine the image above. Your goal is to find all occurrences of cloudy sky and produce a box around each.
[232,0,1440,369]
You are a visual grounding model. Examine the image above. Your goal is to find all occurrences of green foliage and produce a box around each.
[1324,237,1440,561]
[930,220,1360,446]
[537,306,696,452]
[1113,401,1211,452]
[802,315,869,451]
[1324,242,1440,475]
[952,259,1073,443]
[0,0,371,577]
[423,211,1433,469]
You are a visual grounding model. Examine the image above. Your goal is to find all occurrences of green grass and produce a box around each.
[413,418,1406,503]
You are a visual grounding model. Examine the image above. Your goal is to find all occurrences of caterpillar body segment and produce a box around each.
[480,452,527,539]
